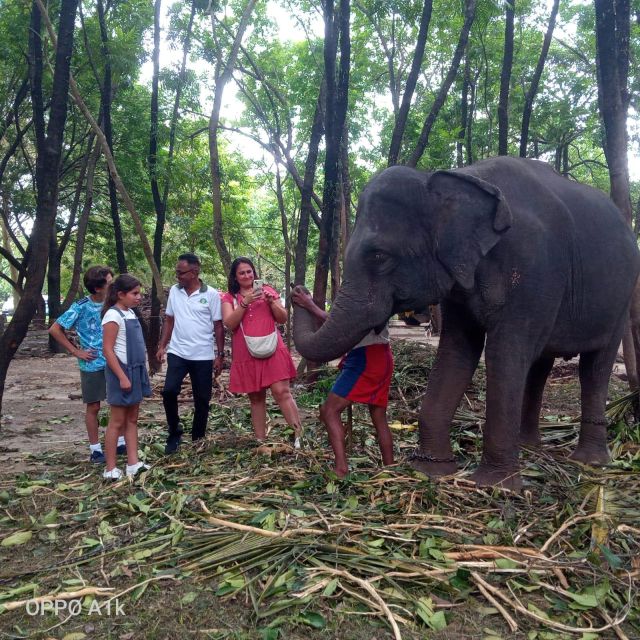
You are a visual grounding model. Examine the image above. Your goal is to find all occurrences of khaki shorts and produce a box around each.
[80,369,107,404]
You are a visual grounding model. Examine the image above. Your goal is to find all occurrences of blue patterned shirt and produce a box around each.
[56,297,105,372]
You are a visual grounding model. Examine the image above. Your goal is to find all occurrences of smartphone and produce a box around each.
[253,279,263,293]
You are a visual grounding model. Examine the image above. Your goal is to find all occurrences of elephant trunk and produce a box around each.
[293,291,375,362]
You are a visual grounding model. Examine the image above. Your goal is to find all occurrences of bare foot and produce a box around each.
[333,465,349,478]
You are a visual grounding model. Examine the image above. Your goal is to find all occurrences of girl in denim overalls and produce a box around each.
[101,274,151,480]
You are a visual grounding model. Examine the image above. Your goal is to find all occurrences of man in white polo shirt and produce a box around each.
[156,253,224,453]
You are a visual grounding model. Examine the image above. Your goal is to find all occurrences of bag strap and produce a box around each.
[233,292,277,336]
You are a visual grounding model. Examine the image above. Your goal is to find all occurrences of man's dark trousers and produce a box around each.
[162,353,213,442]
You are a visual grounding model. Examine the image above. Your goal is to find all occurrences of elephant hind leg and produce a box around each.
[519,356,555,447]
[570,338,621,465]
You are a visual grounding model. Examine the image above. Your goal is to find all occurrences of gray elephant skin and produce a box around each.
[293,156,640,490]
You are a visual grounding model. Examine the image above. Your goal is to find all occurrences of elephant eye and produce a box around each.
[367,250,395,273]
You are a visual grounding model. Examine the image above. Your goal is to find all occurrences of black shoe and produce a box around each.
[90,450,106,464]
[165,437,181,455]
[116,443,127,456]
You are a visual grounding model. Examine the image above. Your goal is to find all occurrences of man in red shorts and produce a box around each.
[292,287,394,477]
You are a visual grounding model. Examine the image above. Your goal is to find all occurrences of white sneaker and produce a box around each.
[126,462,150,477]
[103,467,123,480]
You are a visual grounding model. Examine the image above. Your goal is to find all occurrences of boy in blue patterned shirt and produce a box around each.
[49,266,126,462]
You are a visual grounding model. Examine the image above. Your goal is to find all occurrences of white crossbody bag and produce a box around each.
[234,296,278,359]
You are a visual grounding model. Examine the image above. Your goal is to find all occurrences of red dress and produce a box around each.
[221,286,297,393]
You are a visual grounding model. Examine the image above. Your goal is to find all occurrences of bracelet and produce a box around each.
[240,300,248,309]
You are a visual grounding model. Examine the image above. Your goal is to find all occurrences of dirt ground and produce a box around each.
[0,353,167,473]
[0,321,625,475]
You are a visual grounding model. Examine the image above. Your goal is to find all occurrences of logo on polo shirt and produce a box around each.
[200,298,207,304]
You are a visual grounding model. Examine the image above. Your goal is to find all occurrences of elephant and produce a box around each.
[293,156,640,490]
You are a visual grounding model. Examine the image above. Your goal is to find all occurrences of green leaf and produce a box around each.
[181,592,198,604]
[527,603,550,620]
[132,581,149,602]
[41,508,58,525]
[1,530,32,546]
[598,544,622,569]
[82,537,102,547]
[367,538,385,548]
[0,583,38,601]
[323,578,339,596]
[495,558,518,569]
[565,591,599,609]
[299,612,325,629]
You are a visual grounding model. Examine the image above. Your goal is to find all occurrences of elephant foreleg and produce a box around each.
[471,339,536,491]
[412,308,485,478]
[520,356,555,447]
[571,336,621,465]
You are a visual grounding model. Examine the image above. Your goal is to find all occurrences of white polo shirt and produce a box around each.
[165,282,222,360]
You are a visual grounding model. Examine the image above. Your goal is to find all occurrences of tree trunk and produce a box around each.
[34,0,165,303]
[209,0,258,275]
[594,0,639,396]
[48,131,97,336]
[387,0,433,166]
[498,0,515,156]
[293,80,325,286]
[275,166,292,348]
[97,0,126,273]
[0,0,78,424]
[313,0,350,310]
[519,0,559,157]
[61,137,102,311]
[147,0,196,374]
[406,0,477,167]
[457,44,470,168]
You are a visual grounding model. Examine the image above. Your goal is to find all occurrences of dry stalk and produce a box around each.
[540,512,605,553]
[2,587,114,612]
[309,568,403,640]
[471,572,518,632]
[471,571,629,633]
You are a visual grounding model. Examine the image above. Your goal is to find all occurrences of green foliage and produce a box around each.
[1,0,639,306]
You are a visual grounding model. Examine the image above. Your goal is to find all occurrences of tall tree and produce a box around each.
[34,0,164,300]
[593,0,640,392]
[148,0,197,372]
[407,0,476,167]
[312,0,350,310]
[294,83,325,287]
[519,0,559,157]
[0,0,79,422]
[386,0,432,166]
[209,0,258,274]
[497,0,515,156]
[97,0,127,273]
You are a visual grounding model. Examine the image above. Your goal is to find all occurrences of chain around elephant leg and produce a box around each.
[409,448,458,477]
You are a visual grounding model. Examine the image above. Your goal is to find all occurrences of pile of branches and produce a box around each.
[0,341,638,638]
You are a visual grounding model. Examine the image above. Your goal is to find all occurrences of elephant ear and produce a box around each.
[427,170,512,289]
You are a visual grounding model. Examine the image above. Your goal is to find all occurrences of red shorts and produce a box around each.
[331,343,393,407]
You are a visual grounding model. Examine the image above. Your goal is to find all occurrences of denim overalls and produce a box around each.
[105,307,151,406]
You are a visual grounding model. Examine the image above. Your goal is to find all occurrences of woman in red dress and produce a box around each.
[221,257,301,446]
